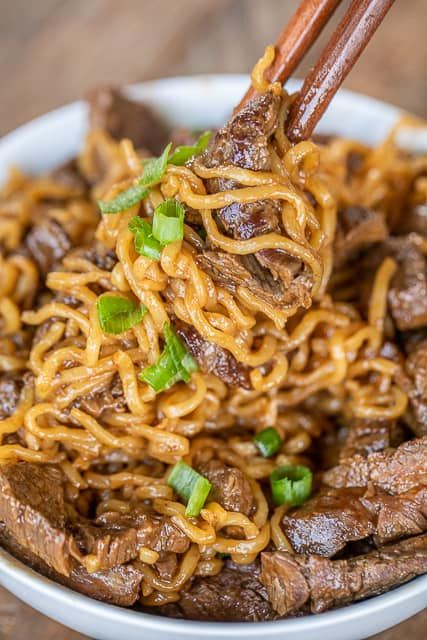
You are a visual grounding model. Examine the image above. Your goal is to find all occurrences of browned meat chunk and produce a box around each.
[323,436,427,494]
[334,206,387,268]
[281,488,376,557]
[175,320,250,389]
[0,525,142,606]
[87,87,170,154]
[387,237,427,330]
[398,340,427,436]
[0,462,189,578]
[196,459,254,516]
[71,375,127,418]
[338,418,403,460]
[164,562,278,621]
[0,374,23,419]
[261,534,427,615]
[26,219,71,275]
[200,91,313,311]
[50,159,87,193]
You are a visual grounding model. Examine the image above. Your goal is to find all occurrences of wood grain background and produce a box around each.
[0,1,426,638]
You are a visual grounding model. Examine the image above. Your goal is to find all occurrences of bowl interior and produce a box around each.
[0,74,425,640]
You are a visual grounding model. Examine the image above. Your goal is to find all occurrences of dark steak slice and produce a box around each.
[87,87,170,154]
[386,237,427,330]
[176,320,250,389]
[0,525,142,606]
[398,340,427,436]
[338,418,403,460]
[164,562,278,621]
[0,374,23,419]
[281,488,376,557]
[195,459,254,516]
[334,206,387,268]
[261,534,427,615]
[0,462,189,577]
[26,218,71,275]
[71,375,127,418]
[323,437,427,495]
[200,91,313,311]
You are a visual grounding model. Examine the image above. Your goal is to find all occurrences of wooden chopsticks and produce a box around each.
[237,0,395,142]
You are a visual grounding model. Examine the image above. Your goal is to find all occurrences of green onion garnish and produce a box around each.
[128,217,162,260]
[139,323,198,392]
[98,143,171,214]
[168,461,212,517]
[169,131,212,166]
[270,464,312,507]
[253,427,282,458]
[97,294,147,334]
[152,199,185,245]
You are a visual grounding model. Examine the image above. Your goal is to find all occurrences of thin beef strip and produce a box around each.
[0,373,23,419]
[0,462,189,577]
[323,436,427,495]
[195,459,254,516]
[163,561,278,622]
[261,534,427,616]
[25,218,71,275]
[338,418,403,460]
[199,91,313,310]
[0,524,142,606]
[175,320,250,389]
[333,206,387,268]
[87,87,170,154]
[397,340,427,436]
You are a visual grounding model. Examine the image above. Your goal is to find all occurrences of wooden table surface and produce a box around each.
[0,0,426,638]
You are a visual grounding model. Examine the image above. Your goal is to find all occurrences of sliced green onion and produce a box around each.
[152,199,185,245]
[97,294,147,334]
[169,131,212,166]
[253,427,282,458]
[141,143,172,186]
[98,184,149,215]
[128,217,162,260]
[139,323,198,392]
[98,143,171,214]
[168,461,212,517]
[270,464,312,507]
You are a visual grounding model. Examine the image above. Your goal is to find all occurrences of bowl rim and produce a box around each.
[0,73,425,636]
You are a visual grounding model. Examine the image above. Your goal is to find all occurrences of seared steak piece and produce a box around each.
[281,488,376,557]
[338,418,403,460]
[200,91,313,311]
[386,237,427,330]
[83,243,117,271]
[26,218,71,275]
[334,206,387,268]
[164,562,278,621]
[195,459,254,516]
[87,87,170,154]
[398,340,427,436]
[71,375,127,418]
[261,534,427,616]
[0,462,189,577]
[0,525,142,606]
[323,436,427,495]
[0,374,23,419]
[176,320,250,389]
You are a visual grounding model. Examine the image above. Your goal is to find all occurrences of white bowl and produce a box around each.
[0,74,426,640]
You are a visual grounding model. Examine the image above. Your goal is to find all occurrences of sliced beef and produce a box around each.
[200,91,313,311]
[338,418,402,460]
[261,534,427,615]
[71,375,127,418]
[50,159,87,193]
[398,340,427,436]
[281,488,376,557]
[87,87,170,154]
[0,525,142,606]
[334,206,387,268]
[0,462,189,577]
[83,243,117,271]
[196,459,254,516]
[0,374,23,419]
[386,237,427,330]
[165,562,278,621]
[175,320,250,389]
[25,218,71,275]
[323,436,427,495]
